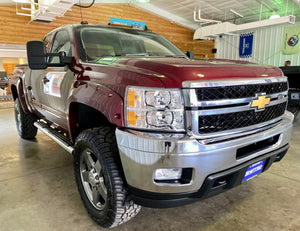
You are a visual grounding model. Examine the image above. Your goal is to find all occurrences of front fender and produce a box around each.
[68,81,124,127]
[16,79,30,114]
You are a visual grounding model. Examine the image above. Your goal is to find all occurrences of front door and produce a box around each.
[29,30,75,129]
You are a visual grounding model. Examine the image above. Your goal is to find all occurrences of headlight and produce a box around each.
[125,87,185,131]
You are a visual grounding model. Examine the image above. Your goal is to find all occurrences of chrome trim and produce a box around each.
[187,115,282,140]
[183,90,287,108]
[192,96,287,116]
[182,76,287,88]
[34,122,74,154]
[196,120,281,144]
[115,112,293,193]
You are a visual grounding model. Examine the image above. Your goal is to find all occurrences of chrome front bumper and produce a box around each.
[116,112,293,194]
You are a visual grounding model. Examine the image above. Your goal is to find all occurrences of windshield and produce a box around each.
[79,27,186,62]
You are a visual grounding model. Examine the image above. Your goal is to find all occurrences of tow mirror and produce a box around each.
[27,40,72,70]
[27,41,48,70]
[186,50,194,59]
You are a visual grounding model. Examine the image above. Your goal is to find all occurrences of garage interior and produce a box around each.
[0,0,300,230]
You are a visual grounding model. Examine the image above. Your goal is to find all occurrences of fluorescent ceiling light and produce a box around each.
[270,14,280,19]
[12,0,29,3]
[270,12,280,19]
[136,0,150,2]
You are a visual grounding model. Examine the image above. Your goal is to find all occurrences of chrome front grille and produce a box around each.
[183,77,288,140]
[198,102,287,133]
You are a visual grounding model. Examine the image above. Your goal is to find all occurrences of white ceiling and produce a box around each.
[2,0,300,30]
[134,0,300,29]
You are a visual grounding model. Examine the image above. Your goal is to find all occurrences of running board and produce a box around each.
[34,121,74,154]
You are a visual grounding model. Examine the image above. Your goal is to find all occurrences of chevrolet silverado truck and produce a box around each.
[11,24,293,228]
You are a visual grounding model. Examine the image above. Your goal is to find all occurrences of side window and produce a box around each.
[50,30,72,63]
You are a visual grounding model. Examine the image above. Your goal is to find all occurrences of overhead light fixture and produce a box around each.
[12,0,29,3]
[136,0,150,2]
[270,12,280,19]
[14,0,78,23]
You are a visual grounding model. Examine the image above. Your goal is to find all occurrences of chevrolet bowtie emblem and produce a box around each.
[251,95,271,110]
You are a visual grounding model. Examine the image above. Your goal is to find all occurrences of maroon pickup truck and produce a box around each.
[11,24,293,228]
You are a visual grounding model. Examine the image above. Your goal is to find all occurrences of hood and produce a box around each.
[115,57,283,88]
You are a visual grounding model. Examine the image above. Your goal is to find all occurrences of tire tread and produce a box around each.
[14,98,37,139]
[74,127,141,228]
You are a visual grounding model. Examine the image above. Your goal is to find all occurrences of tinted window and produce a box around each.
[50,30,72,63]
[79,27,185,62]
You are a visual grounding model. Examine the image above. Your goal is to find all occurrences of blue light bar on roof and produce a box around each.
[110,17,146,29]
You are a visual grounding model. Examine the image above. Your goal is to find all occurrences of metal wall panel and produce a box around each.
[215,23,300,67]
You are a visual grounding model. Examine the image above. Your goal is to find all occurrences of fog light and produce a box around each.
[154,168,182,180]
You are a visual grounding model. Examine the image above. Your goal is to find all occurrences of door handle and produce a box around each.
[42,76,50,84]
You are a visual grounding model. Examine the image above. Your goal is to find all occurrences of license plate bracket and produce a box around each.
[291,93,300,100]
[242,160,265,183]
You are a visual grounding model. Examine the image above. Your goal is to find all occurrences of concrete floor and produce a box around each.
[0,103,299,231]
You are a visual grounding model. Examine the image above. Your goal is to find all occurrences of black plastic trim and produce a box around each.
[236,134,280,160]
[128,144,289,208]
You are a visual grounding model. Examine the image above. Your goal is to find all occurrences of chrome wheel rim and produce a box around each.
[79,148,107,210]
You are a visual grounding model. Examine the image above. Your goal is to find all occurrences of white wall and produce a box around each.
[215,23,300,67]
[0,44,26,58]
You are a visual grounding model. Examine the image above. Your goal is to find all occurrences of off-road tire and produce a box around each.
[73,127,141,228]
[14,98,38,139]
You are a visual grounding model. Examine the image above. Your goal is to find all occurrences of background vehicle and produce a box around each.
[11,24,293,228]
[0,71,9,90]
[280,66,300,120]
[11,65,28,85]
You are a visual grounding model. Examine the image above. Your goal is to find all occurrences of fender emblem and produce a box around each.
[251,95,271,110]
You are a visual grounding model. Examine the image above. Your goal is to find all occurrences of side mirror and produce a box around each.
[27,41,47,69]
[186,50,194,59]
[27,40,72,70]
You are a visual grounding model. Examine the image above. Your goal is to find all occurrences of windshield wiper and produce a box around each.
[165,55,188,59]
[125,53,149,56]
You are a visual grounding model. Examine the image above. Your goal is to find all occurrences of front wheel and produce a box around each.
[14,98,37,139]
[73,127,141,228]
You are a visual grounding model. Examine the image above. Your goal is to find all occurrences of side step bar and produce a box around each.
[34,121,74,154]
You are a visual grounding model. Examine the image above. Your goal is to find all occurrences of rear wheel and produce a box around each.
[14,98,37,139]
[73,127,141,228]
